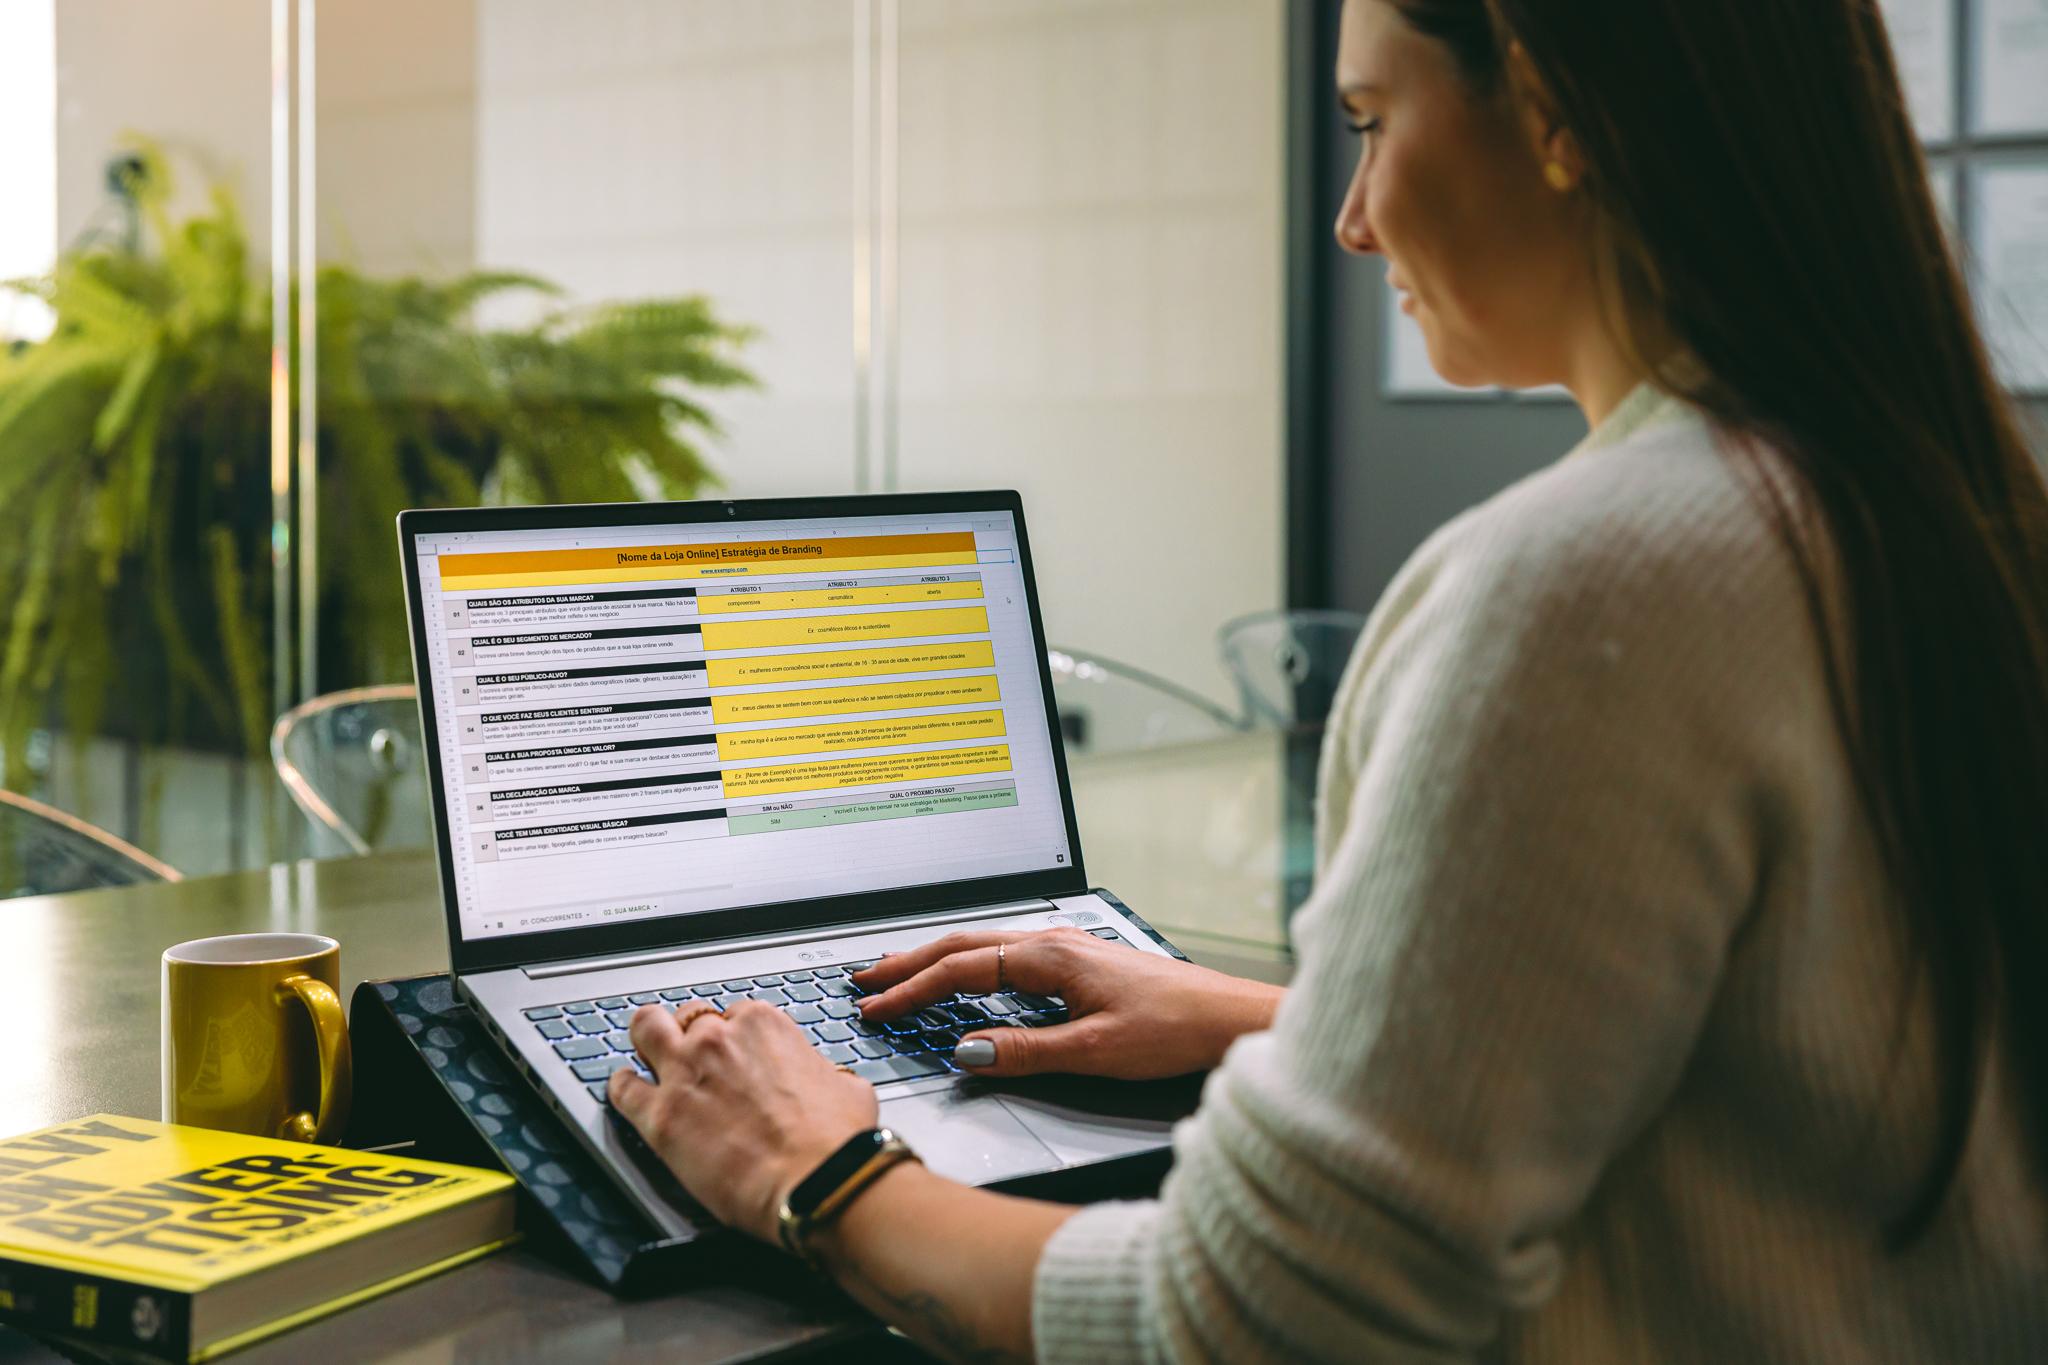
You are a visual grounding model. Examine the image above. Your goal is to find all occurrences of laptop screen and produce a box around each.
[409,507,1076,943]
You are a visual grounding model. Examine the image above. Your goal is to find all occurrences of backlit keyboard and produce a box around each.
[522,927,1130,1098]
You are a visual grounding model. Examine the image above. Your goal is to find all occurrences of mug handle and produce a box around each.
[277,974,354,1144]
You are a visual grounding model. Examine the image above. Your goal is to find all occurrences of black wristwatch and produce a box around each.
[776,1127,920,1265]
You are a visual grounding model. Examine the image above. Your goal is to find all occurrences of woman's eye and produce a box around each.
[1346,117,1382,138]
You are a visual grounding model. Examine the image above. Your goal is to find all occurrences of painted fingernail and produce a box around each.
[954,1038,996,1068]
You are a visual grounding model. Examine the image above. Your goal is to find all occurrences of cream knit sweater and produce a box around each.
[1031,385,2048,1362]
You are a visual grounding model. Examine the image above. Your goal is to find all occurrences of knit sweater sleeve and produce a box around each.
[1031,429,1816,1362]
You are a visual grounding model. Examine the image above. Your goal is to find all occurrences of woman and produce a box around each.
[610,1,2048,1359]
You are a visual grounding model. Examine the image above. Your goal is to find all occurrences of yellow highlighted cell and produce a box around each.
[711,676,1001,724]
[700,607,988,653]
[698,580,983,615]
[705,642,996,687]
[722,745,1014,799]
[717,711,1006,761]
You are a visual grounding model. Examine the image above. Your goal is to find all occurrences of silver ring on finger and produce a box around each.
[996,941,1008,993]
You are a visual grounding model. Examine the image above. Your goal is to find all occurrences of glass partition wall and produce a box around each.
[0,0,286,876]
[0,1,1292,957]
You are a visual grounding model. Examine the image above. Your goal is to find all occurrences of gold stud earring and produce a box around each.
[1543,160,1574,192]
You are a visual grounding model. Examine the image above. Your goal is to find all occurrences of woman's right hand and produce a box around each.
[853,927,1284,1080]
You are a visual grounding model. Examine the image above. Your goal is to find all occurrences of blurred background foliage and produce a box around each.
[0,147,757,786]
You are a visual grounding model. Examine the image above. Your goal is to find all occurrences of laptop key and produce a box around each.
[605,1030,634,1052]
[812,1021,855,1043]
[882,1017,920,1035]
[786,1003,826,1025]
[913,1007,954,1030]
[588,1082,611,1103]
[752,974,785,988]
[849,1019,887,1038]
[819,1043,859,1066]
[628,991,662,1005]
[853,1053,945,1084]
[596,996,628,1011]
[719,978,755,993]
[563,1001,598,1015]
[813,966,848,979]
[819,979,858,998]
[782,969,815,982]
[749,988,790,1007]
[535,1019,572,1040]
[782,983,824,1003]
[820,998,858,1020]
[692,983,724,998]
[573,1055,634,1082]
[981,996,1019,1016]
[890,1035,927,1054]
[555,1037,607,1060]
[606,1010,637,1030]
[852,1038,892,1060]
[943,1002,987,1024]
[660,987,694,1001]
[571,1015,609,1036]
[524,1005,564,1021]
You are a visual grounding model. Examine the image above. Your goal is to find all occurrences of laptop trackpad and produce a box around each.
[879,1088,1062,1186]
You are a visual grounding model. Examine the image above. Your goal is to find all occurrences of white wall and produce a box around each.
[475,0,859,500]
[317,0,479,276]
[894,0,1286,703]
[53,0,271,249]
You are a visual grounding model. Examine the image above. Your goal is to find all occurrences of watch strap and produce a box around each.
[777,1127,918,1264]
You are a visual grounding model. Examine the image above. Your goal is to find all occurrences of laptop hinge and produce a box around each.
[522,898,1058,980]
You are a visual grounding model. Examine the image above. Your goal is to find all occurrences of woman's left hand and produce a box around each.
[608,999,878,1242]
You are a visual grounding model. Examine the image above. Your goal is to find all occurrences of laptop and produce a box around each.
[397,491,1200,1241]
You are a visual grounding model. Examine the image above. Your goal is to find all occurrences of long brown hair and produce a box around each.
[1390,0,2048,1244]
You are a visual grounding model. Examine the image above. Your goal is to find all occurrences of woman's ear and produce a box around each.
[1506,38,1586,191]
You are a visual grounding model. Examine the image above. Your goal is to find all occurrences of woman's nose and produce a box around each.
[1333,167,1378,256]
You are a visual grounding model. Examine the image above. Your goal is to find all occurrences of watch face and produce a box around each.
[790,1127,892,1216]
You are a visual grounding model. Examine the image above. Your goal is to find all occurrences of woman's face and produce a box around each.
[1333,0,1588,391]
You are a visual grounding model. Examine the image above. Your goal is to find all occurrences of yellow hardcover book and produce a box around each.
[0,1115,518,1361]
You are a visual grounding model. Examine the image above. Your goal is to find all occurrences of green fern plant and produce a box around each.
[0,148,756,786]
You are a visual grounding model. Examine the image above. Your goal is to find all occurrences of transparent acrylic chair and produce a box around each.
[1216,609,1370,731]
[270,684,430,857]
[1216,609,1370,923]
[0,789,182,900]
[1045,647,1242,757]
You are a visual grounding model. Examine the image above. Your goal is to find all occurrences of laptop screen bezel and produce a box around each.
[398,490,1091,977]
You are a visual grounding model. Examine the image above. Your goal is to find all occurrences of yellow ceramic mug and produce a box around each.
[161,933,353,1143]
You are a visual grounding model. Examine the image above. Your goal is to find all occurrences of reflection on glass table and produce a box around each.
[271,685,430,858]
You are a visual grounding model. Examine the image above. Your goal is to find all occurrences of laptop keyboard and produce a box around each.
[521,927,1132,1099]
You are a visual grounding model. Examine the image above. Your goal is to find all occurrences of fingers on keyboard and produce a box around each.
[542,957,1070,1096]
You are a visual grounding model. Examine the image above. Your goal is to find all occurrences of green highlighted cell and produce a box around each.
[729,786,1018,835]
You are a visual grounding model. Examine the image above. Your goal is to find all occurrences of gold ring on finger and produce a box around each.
[675,1004,719,1032]
[996,941,1008,993]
